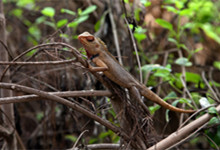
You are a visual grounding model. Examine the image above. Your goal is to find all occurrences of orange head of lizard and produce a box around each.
[78,32,101,59]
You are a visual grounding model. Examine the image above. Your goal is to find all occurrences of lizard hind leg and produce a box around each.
[129,86,150,114]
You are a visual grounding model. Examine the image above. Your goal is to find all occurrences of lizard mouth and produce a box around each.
[85,50,91,59]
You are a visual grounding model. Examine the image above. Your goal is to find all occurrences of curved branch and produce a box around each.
[148,104,220,150]
[0,90,112,104]
[0,59,76,65]
[0,42,87,81]
[0,82,130,141]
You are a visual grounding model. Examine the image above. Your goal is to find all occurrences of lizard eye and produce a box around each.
[86,36,94,42]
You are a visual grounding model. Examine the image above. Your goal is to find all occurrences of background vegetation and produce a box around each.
[0,0,220,149]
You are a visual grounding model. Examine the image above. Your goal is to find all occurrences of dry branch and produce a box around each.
[0,59,76,65]
[86,143,120,149]
[0,90,112,104]
[148,104,220,150]
[0,82,130,142]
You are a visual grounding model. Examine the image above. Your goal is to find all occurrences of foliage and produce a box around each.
[2,0,220,149]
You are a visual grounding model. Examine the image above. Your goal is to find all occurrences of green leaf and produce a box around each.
[202,24,220,44]
[208,107,218,115]
[26,49,37,56]
[155,19,173,31]
[149,105,161,115]
[27,36,38,45]
[28,26,41,40]
[23,19,32,26]
[142,64,171,78]
[80,5,97,16]
[142,64,165,72]
[135,26,147,33]
[178,98,192,104]
[154,68,170,78]
[41,7,55,18]
[179,9,193,16]
[56,19,68,28]
[89,138,98,144]
[164,6,178,14]
[11,8,23,18]
[68,15,89,28]
[214,61,220,70]
[134,33,146,43]
[165,109,170,122]
[59,33,69,38]
[44,21,56,29]
[112,135,120,143]
[208,117,220,125]
[16,0,35,9]
[164,91,178,100]
[168,37,178,45]
[35,16,46,24]
[173,98,193,108]
[94,20,101,31]
[144,2,151,7]
[134,8,141,21]
[36,111,43,121]
[185,72,201,84]
[76,15,89,23]
[68,22,78,28]
[60,8,76,16]
[65,135,77,142]
[99,131,111,139]
[175,57,192,67]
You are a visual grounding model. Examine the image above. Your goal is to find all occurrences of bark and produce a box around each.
[0,0,17,149]
[148,105,220,150]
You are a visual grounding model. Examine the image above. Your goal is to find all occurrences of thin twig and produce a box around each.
[180,76,197,108]
[86,143,121,149]
[0,108,26,149]
[178,50,187,126]
[109,1,123,65]
[148,104,220,150]
[124,18,143,83]
[0,40,13,59]
[156,51,168,95]
[72,130,88,149]
[17,72,59,92]
[178,104,216,130]
[0,90,112,104]
[208,68,220,101]
[202,133,220,150]
[167,122,209,150]
[0,59,76,65]
[0,42,85,81]
[0,82,131,141]
[202,71,219,101]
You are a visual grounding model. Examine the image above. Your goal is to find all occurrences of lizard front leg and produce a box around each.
[88,57,108,72]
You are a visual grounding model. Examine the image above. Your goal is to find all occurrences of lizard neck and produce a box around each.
[90,53,99,60]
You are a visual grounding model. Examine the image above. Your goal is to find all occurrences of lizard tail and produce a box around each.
[139,85,195,113]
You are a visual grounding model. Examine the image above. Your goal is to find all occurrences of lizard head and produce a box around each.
[78,32,101,59]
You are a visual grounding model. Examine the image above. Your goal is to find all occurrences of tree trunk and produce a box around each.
[0,0,17,149]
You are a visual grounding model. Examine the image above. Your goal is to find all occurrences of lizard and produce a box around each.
[78,31,195,113]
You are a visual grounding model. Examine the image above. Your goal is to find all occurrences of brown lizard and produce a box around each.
[78,32,195,113]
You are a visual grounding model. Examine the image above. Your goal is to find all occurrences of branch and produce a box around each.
[124,18,143,84]
[0,42,87,81]
[148,104,220,150]
[86,143,120,149]
[0,59,76,65]
[0,82,130,141]
[0,90,112,104]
